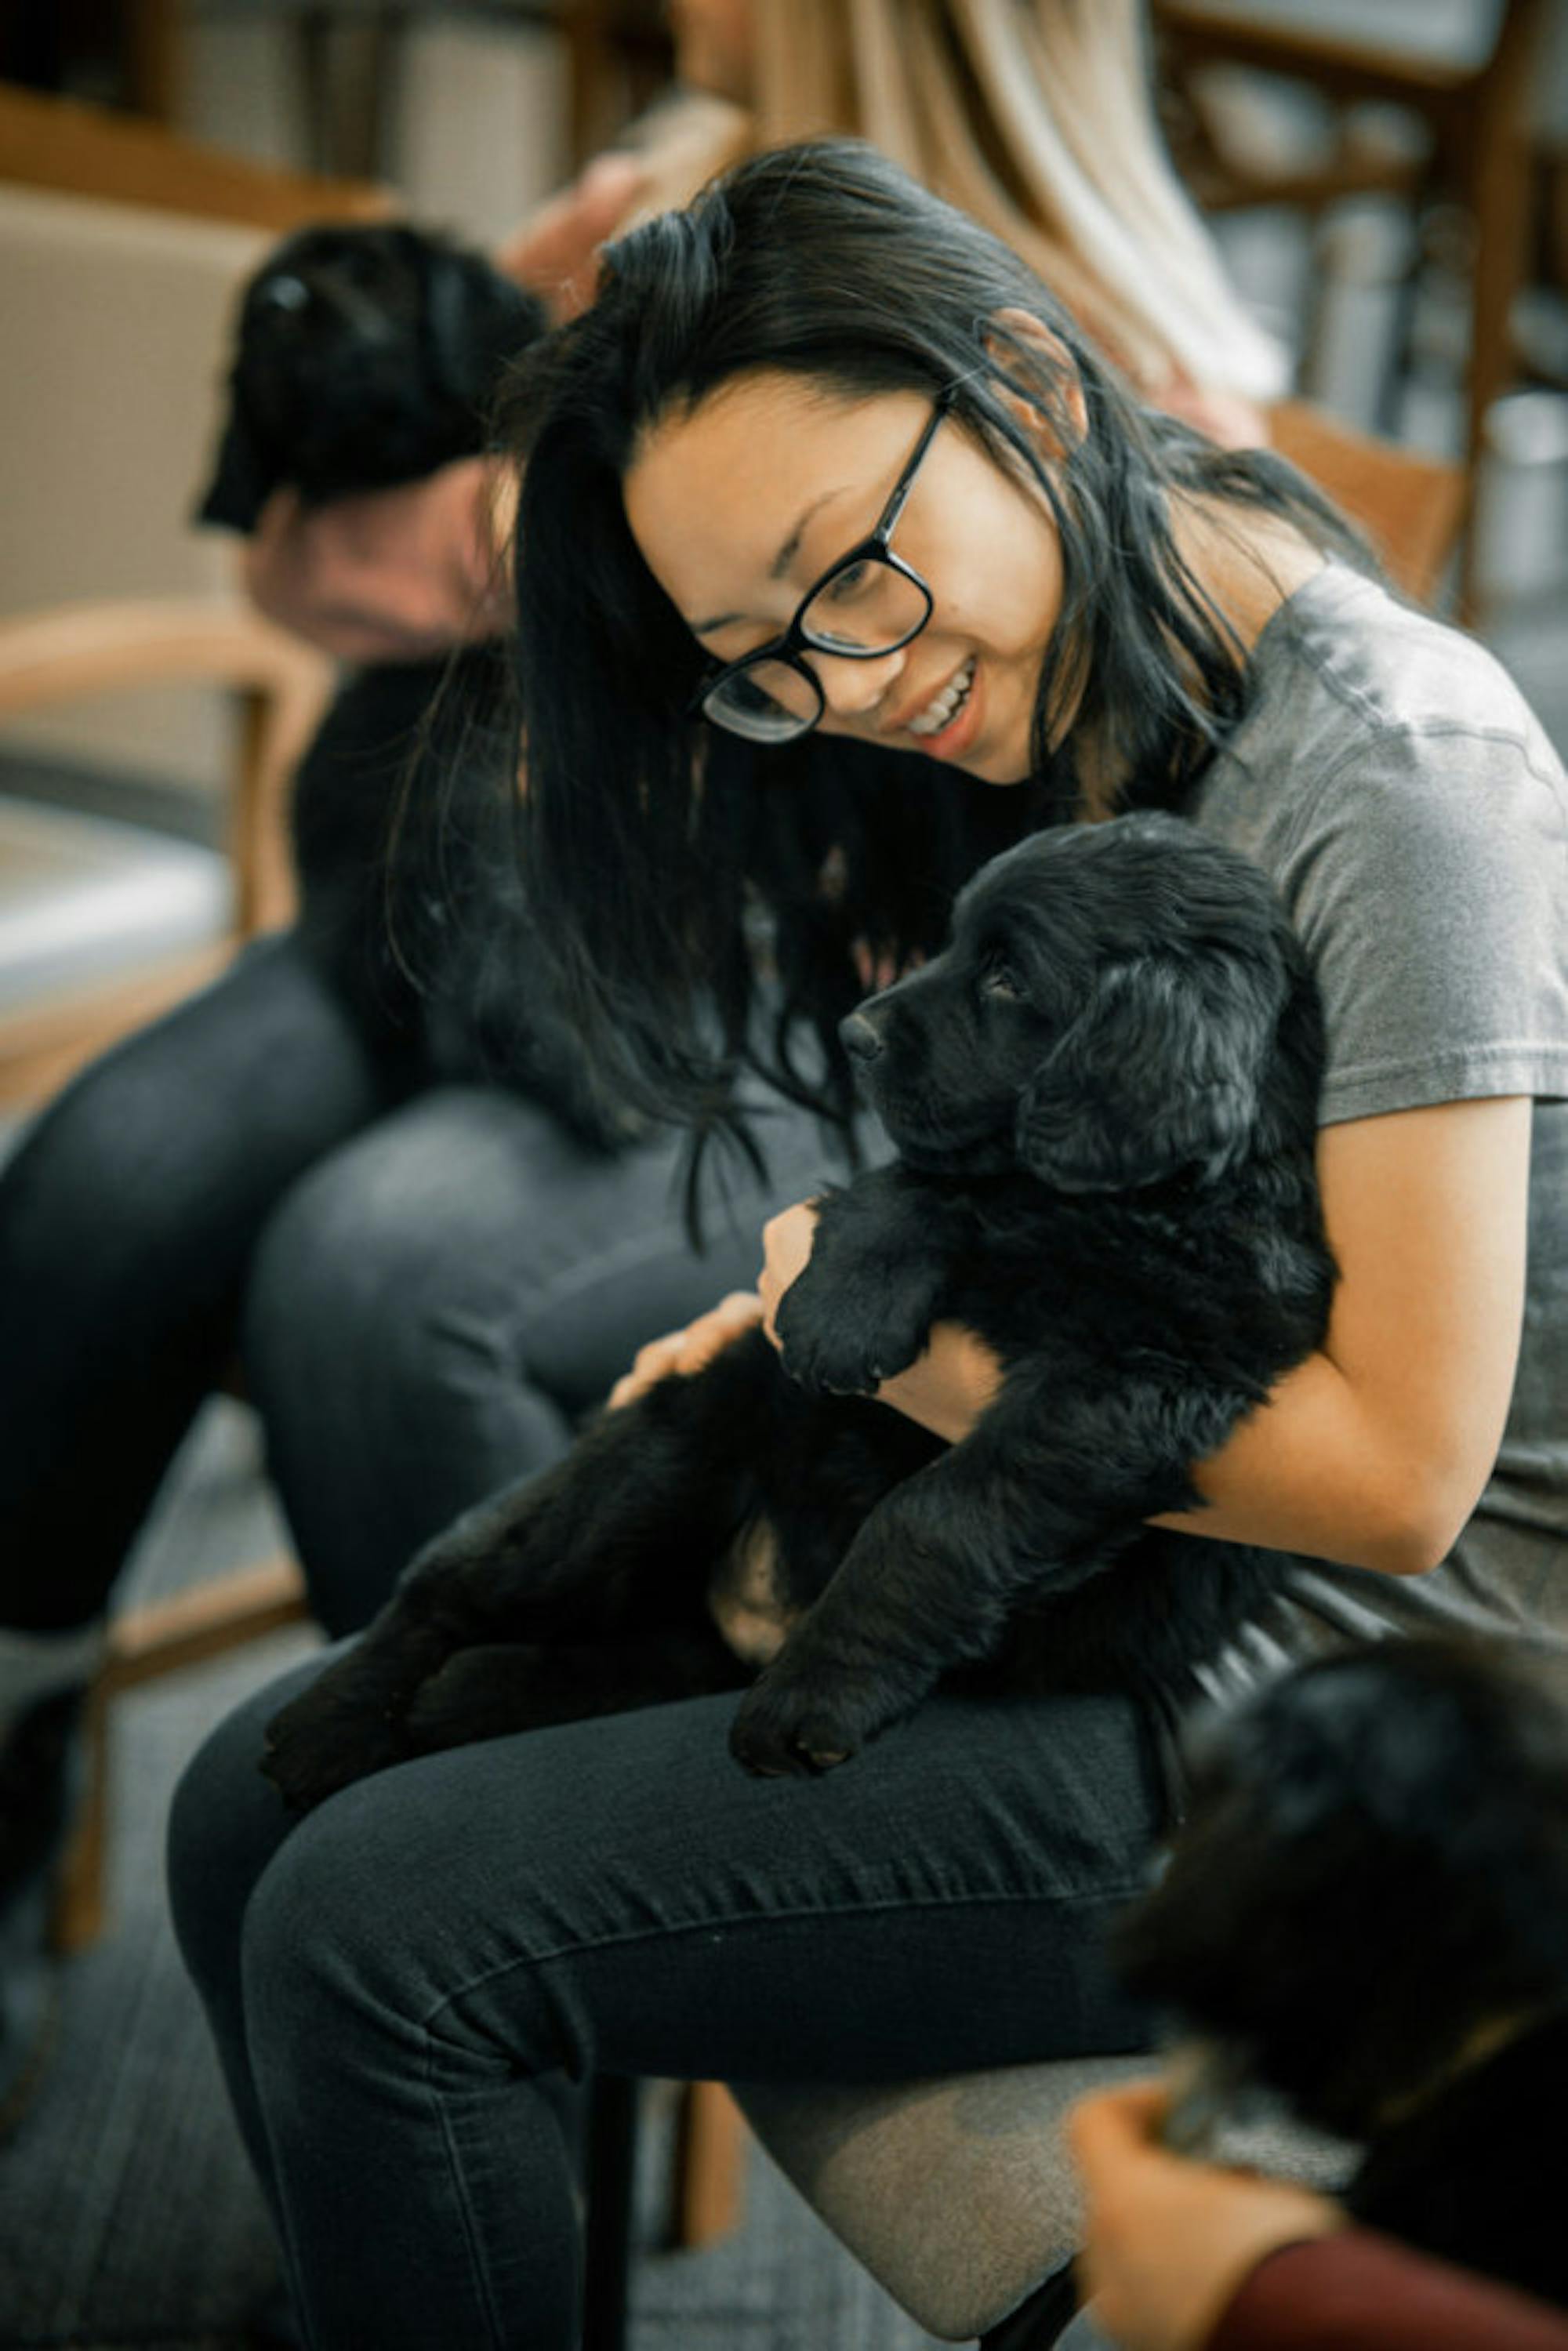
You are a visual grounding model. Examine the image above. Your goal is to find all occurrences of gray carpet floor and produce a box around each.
[0,1404,946,2351]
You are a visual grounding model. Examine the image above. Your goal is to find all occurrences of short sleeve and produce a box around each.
[1270,724,1568,1125]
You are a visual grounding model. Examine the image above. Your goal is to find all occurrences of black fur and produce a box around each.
[197,222,545,531]
[263,812,1334,1799]
[1112,1635,1568,2309]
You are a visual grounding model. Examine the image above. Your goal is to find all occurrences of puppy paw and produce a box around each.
[261,1677,413,1813]
[772,1279,928,1399]
[728,1666,890,1780]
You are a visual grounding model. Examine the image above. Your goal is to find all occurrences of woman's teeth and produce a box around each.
[906,656,975,738]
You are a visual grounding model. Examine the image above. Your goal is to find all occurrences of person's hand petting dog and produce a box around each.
[608,1199,1004,1439]
[605,1289,766,1410]
[1069,2078,1344,2351]
[757,1198,1002,1442]
[245,457,516,666]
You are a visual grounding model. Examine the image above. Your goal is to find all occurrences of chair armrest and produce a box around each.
[0,596,334,934]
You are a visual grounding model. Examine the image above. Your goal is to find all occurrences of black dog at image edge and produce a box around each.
[196,221,544,532]
[1114,1635,1568,2313]
[263,811,1336,1799]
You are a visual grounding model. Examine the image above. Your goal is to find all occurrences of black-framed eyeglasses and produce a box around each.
[691,390,955,745]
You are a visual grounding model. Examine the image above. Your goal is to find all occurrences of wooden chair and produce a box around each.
[1155,0,1551,612]
[1269,395,1466,608]
[0,591,331,1943]
[0,597,332,1105]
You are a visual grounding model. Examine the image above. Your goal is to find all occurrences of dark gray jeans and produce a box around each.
[0,931,837,1636]
[168,1656,1161,2351]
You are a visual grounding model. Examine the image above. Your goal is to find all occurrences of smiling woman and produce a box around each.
[506,140,1356,1130]
[165,139,1568,2351]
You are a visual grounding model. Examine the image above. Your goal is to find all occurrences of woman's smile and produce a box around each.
[897,652,980,756]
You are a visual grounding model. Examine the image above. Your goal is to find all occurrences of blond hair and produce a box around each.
[632,0,1284,404]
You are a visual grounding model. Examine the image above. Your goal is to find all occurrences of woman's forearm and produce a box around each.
[1149,1346,1483,1576]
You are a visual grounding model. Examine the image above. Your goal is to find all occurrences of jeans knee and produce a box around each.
[166,1659,325,1997]
[242,1121,515,1407]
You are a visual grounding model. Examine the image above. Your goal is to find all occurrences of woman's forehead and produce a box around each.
[624,372,931,608]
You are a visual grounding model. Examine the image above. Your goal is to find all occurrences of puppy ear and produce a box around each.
[1016,951,1280,1192]
[194,409,274,534]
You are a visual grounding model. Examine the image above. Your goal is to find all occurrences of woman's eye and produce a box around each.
[826,561,873,604]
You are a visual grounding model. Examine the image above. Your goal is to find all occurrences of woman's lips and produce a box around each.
[903,653,975,740]
[908,655,982,762]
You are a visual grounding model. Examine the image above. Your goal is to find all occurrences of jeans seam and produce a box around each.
[423,2019,513,2349]
[412,1880,1153,2041]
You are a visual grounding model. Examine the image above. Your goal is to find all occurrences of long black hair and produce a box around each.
[500,136,1369,1148]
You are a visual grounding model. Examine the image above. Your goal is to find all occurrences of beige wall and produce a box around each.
[1,16,571,797]
[0,184,269,790]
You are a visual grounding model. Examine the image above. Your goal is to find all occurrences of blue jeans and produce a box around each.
[169,1656,1161,2350]
[0,932,839,1637]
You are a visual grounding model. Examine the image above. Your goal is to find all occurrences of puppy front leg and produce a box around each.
[728,1390,1175,1778]
[726,1441,1019,1777]
[773,1170,964,1396]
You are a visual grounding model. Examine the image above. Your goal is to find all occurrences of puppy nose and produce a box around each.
[839,1011,884,1062]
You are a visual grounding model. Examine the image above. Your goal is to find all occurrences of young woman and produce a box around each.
[169,144,1567,2350]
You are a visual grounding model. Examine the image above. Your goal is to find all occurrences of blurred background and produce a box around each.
[0,6,1566,2346]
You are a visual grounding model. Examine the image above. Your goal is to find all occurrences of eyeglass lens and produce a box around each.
[703,558,932,741]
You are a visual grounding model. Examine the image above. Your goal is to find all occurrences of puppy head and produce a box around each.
[198,223,547,530]
[1113,1637,1568,2140]
[841,811,1311,1186]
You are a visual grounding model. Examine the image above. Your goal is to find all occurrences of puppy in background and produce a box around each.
[1115,1635,1568,2312]
[196,221,546,531]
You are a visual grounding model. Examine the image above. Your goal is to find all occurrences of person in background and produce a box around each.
[1065,2077,1568,2351]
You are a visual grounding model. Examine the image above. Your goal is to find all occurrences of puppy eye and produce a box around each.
[981,963,1022,1003]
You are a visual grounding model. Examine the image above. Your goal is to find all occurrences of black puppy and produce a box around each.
[1113,1635,1568,2309]
[263,811,1334,1801]
[197,221,545,531]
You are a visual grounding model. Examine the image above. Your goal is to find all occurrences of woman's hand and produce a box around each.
[244,457,516,664]
[1068,2078,1344,2351]
[606,1291,764,1410]
[495,151,648,319]
[757,1201,1002,1443]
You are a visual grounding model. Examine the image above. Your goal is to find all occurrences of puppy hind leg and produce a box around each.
[395,1332,781,1645]
[403,1627,751,1754]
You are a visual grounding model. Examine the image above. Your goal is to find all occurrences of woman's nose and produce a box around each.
[812,646,906,719]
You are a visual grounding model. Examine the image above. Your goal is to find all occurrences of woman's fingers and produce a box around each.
[606,1291,764,1410]
[757,1201,822,1344]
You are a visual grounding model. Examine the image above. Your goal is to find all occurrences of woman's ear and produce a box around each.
[985,307,1089,461]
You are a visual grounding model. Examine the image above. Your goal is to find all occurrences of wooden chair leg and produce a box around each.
[47,1556,310,1955]
[672,2079,748,2250]
[50,1678,112,1956]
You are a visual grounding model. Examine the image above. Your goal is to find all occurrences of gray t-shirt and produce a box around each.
[1183,561,1568,1691]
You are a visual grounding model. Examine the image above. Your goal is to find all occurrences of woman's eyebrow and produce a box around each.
[688,487,850,635]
